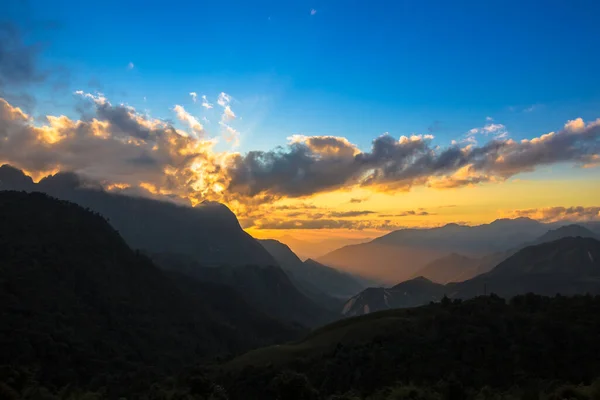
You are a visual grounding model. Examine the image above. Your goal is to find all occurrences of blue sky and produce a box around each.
[6,0,600,152]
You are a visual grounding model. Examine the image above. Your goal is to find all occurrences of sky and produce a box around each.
[1,0,599,243]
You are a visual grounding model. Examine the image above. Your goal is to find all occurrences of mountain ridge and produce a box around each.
[0,165,275,267]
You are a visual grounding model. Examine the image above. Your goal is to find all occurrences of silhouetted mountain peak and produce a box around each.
[38,171,103,191]
[0,166,275,267]
[534,224,597,243]
[490,217,537,225]
[487,236,600,278]
[0,164,34,189]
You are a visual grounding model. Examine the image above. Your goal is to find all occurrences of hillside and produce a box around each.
[318,218,548,283]
[259,239,365,300]
[452,237,600,299]
[412,253,480,283]
[0,191,300,392]
[344,236,600,316]
[529,224,598,245]
[152,252,335,327]
[0,165,275,267]
[220,295,600,399]
[341,277,445,317]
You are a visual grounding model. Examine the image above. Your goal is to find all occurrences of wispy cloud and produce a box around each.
[378,210,433,217]
[201,95,213,110]
[222,105,236,121]
[189,92,198,103]
[504,206,600,222]
[219,121,240,146]
[173,105,204,138]
[217,92,231,107]
[466,120,508,142]
[310,9,317,15]
[127,62,134,70]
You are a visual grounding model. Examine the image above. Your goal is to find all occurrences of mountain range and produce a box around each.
[0,191,302,389]
[259,239,366,300]
[318,217,600,284]
[0,165,274,267]
[342,226,600,316]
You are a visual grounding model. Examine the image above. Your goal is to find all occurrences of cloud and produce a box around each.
[505,206,600,223]
[0,94,232,205]
[217,92,231,107]
[349,197,368,203]
[127,62,134,70]
[201,95,213,109]
[467,122,508,141]
[329,210,376,218]
[0,22,45,89]
[173,105,205,138]
[310,9,317,15]
[189,92,198,103]
[222,105,236,121]
[219,121,240,146]
[227,118,600,198]
[378,210,432,217]
[1,93,599,216]
[254,218,402,231]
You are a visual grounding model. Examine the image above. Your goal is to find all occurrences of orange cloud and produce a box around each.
[503,206,600,223]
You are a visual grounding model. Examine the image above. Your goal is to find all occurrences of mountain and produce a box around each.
[259,239,365,300]
[341,277,446,317]
[529,224,598,245]
[277,235,371,260]
[0,191,300,390]
[472,224,599,277]
[584,221,600,237]
[152,252,335,327]
[0,165,275,267]
[412,253,480,283]
[344,236,600,317]
[452,237,600,299]
[318,218,548,283]
[221,295,600,400]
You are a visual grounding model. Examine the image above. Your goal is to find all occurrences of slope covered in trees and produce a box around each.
[0,191,300,396]
[0,165,275,267]
[220,294,600,399]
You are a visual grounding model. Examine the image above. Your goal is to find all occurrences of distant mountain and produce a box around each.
[412,253,480,284]
[583,221,600,237]
[302,258,366,297]
[472,224,599,277]
[452,237,600,299]
[529,224,598,245]
[259,239,365,301]
[278,235,372,260]
[152,252,335,327]
[0,165,275,267]
[318,218,548,283]
[341,277,445,317]
[344,236,600,316]
[0,191,300,389]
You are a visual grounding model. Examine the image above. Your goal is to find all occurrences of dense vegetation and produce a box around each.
[0,191,299,398]
[218,294,600,399]
[3,190,600,399]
